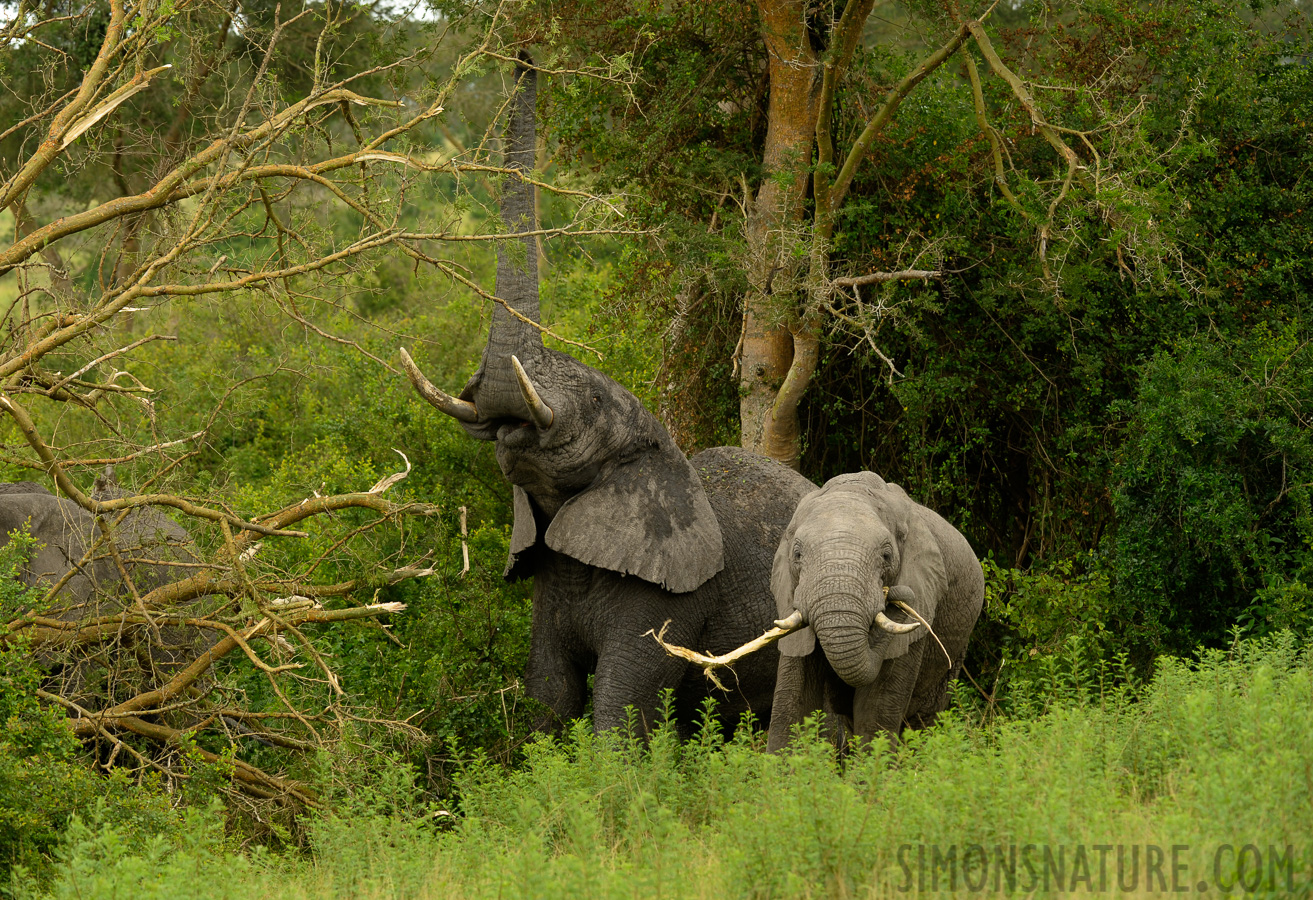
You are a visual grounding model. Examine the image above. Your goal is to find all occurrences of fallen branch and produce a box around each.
[645,613,803,691]
[648,588,955,686]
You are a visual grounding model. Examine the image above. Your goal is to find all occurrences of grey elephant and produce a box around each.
[767,472,984,750]
[0,472,205,688]
[401,58,814,736]
[0,473,196,608]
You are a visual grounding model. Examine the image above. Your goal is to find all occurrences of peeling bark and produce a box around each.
[739,0,821,467]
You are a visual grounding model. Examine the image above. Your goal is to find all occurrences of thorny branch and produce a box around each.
[0,0,618,808]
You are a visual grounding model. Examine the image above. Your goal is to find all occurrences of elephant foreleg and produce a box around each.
[767,653,829,752]
[591,635,691,737]
[523,593,588,731]
[852,638,929,742]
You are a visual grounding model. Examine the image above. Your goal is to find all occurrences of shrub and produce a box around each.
[23,634,1313,898]
[1111,326,1313,654]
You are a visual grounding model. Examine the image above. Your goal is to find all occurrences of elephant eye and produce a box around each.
[592,394,601,404]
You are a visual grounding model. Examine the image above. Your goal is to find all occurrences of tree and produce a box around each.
[526,0,1312,569]
[0,0,623,803]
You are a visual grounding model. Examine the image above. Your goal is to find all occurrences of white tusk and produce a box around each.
[511,355,554,428]
[875,610,921,634]
[399,348,479,423]
[774,609,805,630]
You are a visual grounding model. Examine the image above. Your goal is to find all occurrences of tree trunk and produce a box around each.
[738,0,821,469]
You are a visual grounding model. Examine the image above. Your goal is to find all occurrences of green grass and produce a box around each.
[14,634,1313,899]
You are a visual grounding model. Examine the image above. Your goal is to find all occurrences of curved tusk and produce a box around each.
[511,355,554,428]
[774,609,805,630]
[875,610,921,635]
[399,348,479,423]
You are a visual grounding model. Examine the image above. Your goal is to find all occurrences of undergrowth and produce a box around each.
[13,633,1312,898]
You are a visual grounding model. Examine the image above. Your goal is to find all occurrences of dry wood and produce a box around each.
[645,617,802,691]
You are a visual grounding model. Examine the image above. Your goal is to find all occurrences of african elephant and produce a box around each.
[0,471,206,692]
[401,58,814,736]
[767,472,984,750]
[0,472,196,610]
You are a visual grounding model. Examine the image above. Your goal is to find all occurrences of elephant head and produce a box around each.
[399,57,724,594]
[771,472,946,687]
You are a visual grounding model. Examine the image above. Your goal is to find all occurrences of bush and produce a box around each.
[1111,326,1313,655]
[19,634,1313,898]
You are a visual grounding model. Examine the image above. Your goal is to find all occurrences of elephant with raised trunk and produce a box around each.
[401,57,813,736]
[767,472,984,750]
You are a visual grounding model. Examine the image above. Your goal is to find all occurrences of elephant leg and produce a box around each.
[591,631,692,737]
[852,638,929,742]
[523,592,588,732]
[904,634,955,730]
[767,653,828,752]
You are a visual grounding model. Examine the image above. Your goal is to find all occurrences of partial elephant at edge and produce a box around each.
[767,471,985,750]
[0,470,210,702]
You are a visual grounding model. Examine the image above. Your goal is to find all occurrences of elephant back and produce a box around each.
[691,446,815,618]
[692,447,815,561]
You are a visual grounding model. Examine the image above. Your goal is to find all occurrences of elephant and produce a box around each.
[0,471,197,610]
[0,470,207,694]
[766,472,984,750]
[401,57,815,736]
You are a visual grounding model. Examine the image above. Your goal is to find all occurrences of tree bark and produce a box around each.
[738,0,821,468]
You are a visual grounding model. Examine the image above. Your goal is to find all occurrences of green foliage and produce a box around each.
[1112,327,1313,654]
[19,634,1313,898]
[532,0,1313,659]
[969,553,1135,703]
[0,531,180,891]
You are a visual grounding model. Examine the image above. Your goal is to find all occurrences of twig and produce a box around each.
[830,269,942,288]
[888,599,951,665]
[459,505,469,577]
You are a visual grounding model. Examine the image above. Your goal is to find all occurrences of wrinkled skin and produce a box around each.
[406,59,814,736]
[0,472,207,694]
[767,472,984,749]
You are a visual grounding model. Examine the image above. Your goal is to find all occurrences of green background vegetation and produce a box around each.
[2,0,1312,895]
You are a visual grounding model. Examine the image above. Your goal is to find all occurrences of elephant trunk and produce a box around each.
[467,52,545,431]
[801,572,884,688]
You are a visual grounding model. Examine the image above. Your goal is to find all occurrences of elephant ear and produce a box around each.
[544,448,724,594]
[772,527,816,657]
[869,501,947,662]
[504,486,540,581]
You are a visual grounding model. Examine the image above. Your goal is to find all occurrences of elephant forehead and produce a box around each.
[794,488,885,527]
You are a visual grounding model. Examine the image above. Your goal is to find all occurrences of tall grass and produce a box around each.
[16,634,1313,899]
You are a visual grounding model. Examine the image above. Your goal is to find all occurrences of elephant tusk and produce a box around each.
[511,355,554,429]
[399,348,480,423]
[774,609,805,630]
[875,610,921,635]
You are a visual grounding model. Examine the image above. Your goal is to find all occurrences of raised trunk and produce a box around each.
[460,54,544,437]
[739,0,820,469]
